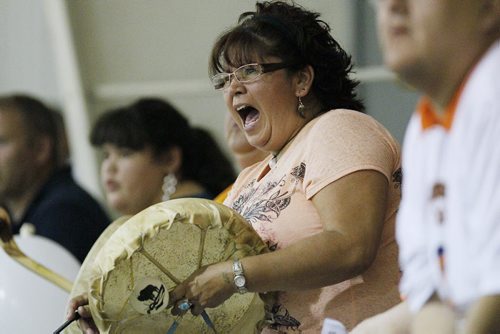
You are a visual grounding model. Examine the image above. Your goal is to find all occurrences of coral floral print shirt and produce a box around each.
[225,110,402,333]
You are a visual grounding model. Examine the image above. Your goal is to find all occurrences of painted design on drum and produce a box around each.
[130,278,169,315]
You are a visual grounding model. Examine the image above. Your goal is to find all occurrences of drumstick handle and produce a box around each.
[0,209,73,292]
[201,310,217,333]
[53,311,81,334]
[12,248,73,292]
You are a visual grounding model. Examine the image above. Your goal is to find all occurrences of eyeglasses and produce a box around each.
[211,62,294,90]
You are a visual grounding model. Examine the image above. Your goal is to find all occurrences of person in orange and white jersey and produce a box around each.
[353,1,500,333]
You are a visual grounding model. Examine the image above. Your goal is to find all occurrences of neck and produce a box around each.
[5,175,50,223]
[235,150,269,170]
[407,43,493,115]
[417,68,466,115]
[269,121,308,169]
[171,180,207,199]
[271,116,311,158]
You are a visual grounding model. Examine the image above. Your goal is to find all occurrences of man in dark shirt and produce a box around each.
[0,94,109,262]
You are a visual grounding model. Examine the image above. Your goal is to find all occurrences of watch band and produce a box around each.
[232,259,248,294]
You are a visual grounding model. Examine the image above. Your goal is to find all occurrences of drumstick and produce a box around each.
[53,311,81,334]
[0,207,73,292]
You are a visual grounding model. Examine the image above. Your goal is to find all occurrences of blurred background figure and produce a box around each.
[0,94,110,263]
[214,114,268,203]
[224,113,268,170]
[90,97,236,216]
[353,1,500,333]
[66,97,238,333]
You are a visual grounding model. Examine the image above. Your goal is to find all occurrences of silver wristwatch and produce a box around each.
[232,259,248,294]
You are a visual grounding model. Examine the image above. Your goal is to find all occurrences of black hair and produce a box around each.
[209,0,364,114]
[90,97,236,197]
[0,94,62,165]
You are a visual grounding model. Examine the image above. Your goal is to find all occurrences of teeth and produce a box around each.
[236,105,248,112]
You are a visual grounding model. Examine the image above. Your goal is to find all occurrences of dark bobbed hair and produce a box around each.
[0,94,63,166]
[209,0,364,114]
[90,98,236,197]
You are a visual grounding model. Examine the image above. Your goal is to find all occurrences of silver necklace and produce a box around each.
[268,126,304,169]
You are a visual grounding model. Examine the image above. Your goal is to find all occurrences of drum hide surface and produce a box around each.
[85,198,268,334]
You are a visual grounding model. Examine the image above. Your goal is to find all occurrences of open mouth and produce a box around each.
[106,180,119,192]
[236,105,260,128]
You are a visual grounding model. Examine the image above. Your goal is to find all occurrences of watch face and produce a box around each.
[234,275,246,287]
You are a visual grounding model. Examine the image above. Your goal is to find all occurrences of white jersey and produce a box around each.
[398,41,500,313]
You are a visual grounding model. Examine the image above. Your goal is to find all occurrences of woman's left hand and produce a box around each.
[170,261,235,315]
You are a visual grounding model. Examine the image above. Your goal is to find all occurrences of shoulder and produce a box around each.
[34,175,109,225]
[314,109,381,125]
[307,109,395,140]
[458,42,500,121]
[298,110,401,192]
[304,109,400,156]
[468,41,500,92]
[46,181,102,210]
[461,42,500,105]
[44,169,100,205]
[310,109,370,128]
[450,43,500,152]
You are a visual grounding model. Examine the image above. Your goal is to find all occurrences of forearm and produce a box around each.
[241,229,373,293]
[411,295,456,334]
[350,301,412,334]
[462,294,500,334]
[174,171,388,311]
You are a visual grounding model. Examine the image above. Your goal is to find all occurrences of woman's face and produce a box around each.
[100,143,166,215]
[223,57,308,155]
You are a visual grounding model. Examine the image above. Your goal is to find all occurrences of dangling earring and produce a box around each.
[162,173,177,201]
[297,96,305,118]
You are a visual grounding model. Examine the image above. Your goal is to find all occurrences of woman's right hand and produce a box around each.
[66,294,99,334]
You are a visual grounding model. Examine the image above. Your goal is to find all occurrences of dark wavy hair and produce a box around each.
[209,0,364,114]
[90,98,236,197]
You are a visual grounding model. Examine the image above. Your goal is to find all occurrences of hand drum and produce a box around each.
[75,198,269,333]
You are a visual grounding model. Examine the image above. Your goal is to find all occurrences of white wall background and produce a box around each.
[0,0,59,100]
[0,0,417,202]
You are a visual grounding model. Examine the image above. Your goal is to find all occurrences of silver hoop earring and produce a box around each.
[297,96,305,118]
[162,173,178,201]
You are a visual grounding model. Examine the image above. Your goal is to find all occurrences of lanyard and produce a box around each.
[166,309,217,333]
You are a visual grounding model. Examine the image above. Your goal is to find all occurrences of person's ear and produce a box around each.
[33,136,53,166]
[295,65,315,98]
[161,146,182,175]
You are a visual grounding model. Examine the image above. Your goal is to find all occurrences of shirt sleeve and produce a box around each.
[302,110,400,199]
